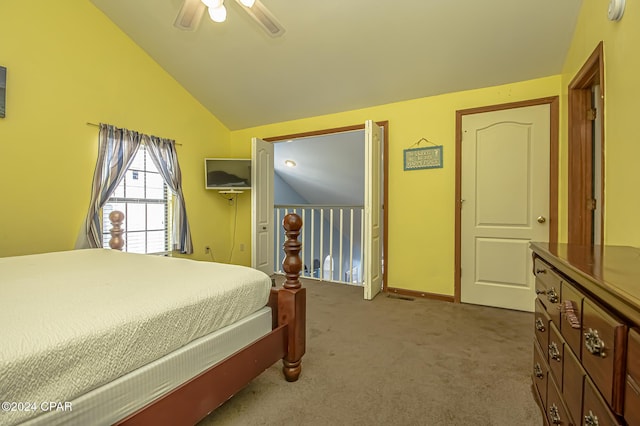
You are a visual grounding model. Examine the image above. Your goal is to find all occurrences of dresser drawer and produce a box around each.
[560,281,584,358]
[534,339,549,409]
[536,298,551,350]
[625,329,640,426]
[583,377,623,426]
[534,257,562,323]
[562,345,584,425]
[547,375,574,426]
[534,257,550,293]
[548,322,565,388]
[582,298,627,414]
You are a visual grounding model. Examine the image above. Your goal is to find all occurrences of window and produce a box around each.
[102,144,171,254]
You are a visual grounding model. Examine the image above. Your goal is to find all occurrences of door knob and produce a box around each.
[537,216,546,223]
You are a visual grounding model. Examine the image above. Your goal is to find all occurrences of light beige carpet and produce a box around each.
[198,278,542,425]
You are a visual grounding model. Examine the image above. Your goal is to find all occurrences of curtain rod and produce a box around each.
[86,122,182,146]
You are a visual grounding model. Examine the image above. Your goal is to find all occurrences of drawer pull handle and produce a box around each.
[548,342,561,362]
[534,363,544,379]
[584,411,599,426]
[584,328,606,358]
[547,288,559,304]
[549,404,562,424]
[535,268,547,275]
[535,318,546,332]
[536,289,545,295]
[561,300,581,329]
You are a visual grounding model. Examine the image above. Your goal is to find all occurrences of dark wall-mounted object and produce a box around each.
[204,158,252,190]
[0,66,6,118]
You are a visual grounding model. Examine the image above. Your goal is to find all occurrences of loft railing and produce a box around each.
[274,204,364,286]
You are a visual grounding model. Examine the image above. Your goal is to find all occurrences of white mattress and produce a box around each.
[20,307,273,426]
[0,249,272,426]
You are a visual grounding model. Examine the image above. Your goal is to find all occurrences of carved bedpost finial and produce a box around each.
[280,212,305,382]
[109,210,125,251]
[282,213,302,290]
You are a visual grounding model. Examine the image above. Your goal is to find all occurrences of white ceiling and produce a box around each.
[89,0,583,130]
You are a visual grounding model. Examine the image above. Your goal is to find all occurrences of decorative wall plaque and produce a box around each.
[403,145,443,170]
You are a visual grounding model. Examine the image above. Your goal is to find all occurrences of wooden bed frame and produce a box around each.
[106,211,306,425]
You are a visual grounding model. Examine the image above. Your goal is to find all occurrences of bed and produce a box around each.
[0,211,305,426]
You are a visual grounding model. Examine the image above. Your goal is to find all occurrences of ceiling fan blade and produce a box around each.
[174,0,206,31]
[234,0,285,37]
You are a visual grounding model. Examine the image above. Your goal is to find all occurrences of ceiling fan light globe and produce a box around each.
[239,0,256,7]
[208,4,227,22]
[202,0,223,8]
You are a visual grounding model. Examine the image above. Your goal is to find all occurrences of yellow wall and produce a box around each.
[6,0,631,297]
[0,0,233,259]
[559,0,640,246]
[230,76,561,296]
[228,0,640,296]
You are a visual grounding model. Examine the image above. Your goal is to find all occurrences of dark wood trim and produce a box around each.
[569,41,604,90]
[386,287,455,303]
[454,97,560,304]
[263,121,390,293]
[454,111,463,304]
[568,41,605,246]
[263,124,372,142]
[456,96,560,117]
[549,98,560,245]
[568,89,593,245]
[382,123,389,292]
[597,49,605,246]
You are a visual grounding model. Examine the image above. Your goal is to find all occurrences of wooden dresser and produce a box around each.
[530,243,640,426]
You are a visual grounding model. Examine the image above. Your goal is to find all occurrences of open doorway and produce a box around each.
[273,130,365,285]
[568,42,605,246]
[263,122,389,296]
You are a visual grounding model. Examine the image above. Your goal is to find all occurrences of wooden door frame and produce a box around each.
[454,97,559,303]
[264,121,389,291]
[568,42,605,246]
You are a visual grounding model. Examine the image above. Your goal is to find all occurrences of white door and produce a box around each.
[251,137,274,275]
[461,105,550,312]
[364,120,383,300]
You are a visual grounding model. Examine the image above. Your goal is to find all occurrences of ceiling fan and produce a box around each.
[174,0,285,37]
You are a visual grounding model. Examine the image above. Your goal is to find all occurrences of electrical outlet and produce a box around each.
[239,243,245,252]
[205,246,211,254]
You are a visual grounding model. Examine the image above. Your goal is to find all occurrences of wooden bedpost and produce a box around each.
[109,210,125,251]
[280,213,306,382]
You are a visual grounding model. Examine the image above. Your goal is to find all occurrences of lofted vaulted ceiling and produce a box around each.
[89,0,583,131]
[274,131,365,205]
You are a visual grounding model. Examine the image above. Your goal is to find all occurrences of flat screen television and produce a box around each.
[204,158,252,191]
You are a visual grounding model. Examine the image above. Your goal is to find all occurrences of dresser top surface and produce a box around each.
[530,243,640,320]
